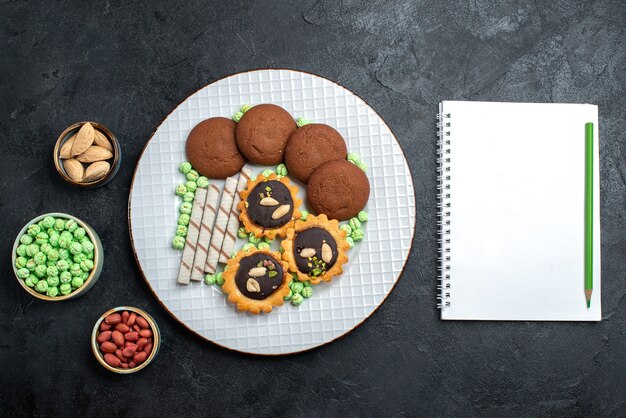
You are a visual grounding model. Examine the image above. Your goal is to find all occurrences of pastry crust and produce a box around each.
[222,247,291,314]
[281,214,350,285]
[237,173,302,240]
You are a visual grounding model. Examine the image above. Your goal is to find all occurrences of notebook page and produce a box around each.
[440,101,601,321]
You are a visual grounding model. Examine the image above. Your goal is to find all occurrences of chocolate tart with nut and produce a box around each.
[222,248,291,314]
[238,173,302,240]
[281,214,350,285]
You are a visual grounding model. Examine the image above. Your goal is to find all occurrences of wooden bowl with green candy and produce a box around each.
[12,213,104,301]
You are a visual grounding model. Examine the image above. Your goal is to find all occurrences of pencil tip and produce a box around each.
[587,299,591,309]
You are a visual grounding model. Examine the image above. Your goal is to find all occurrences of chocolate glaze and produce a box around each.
[246,180,294,228]
[235,253,284,300]
[293,227,338,275]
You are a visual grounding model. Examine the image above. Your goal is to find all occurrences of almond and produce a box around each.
[299,248,316,258]
[271,204,291,220]
[59,134,77,159]
[321,242,333,263]
[259,197,279,206]
[248,267,267,277]
[71,122,95,156]
[246,278,260,293]
[76,146,113,163]
[63,158,84,182]
[83,161,110,182]
[93,129,113,151]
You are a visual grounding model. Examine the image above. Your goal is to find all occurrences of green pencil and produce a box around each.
[585,122,594,308]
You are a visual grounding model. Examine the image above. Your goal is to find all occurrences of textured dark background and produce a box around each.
[1,0,625,416]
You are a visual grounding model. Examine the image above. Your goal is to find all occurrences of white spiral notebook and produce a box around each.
[437,101,601,321]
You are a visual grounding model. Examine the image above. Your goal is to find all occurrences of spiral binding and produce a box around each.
[436,112,452,309]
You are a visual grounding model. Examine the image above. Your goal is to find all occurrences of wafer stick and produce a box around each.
[219,167,252,263]
[205,176,239,274]
[190,183,220,282]
[177,187,207,285]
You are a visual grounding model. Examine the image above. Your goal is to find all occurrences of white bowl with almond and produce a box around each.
[54,121,121,187]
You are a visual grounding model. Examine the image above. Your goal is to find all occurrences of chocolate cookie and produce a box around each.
[307,160,370,221]
[235,104,296,165]
[186,117,245,179]
[284,123,348,183]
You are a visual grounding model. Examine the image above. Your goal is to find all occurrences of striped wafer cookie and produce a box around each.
[190,183,220,282]
[205,176,239,274]
[219,167,252,263]
[177,187,207,285]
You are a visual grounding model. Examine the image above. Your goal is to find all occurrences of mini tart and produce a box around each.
[238,173,302,240]
[222,248,291,314]
[281,214,350,285]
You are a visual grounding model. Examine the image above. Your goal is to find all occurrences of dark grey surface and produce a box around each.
[1,1,625,416]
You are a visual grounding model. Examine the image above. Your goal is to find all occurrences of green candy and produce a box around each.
[182,192,195,203]
[204,274,216,285]
[291,293,304,306]
[241,104,253,113]
[356,161,367,172]
[16,268,29,279]
[65,219,78,233]
[347,152,361,165]
[16,244,27,257]
[47,275,60,287]
[47,249,59,261]
[57,259,69,271]
[59,249,70,260]
[339,224,352,236]
[40,243,53,255]
[26,243,40,257]
[46,266,58,277]
[15,256,28,269]
[33,252,47,265]
[42,216,55,229]
[215,272,224,286]
[276,164,288,177]
[196,176,209,188]
[237,227,247,239]
[85,252,94,261]
[172,236,185,250]
[60,271,72,284]
[81,271,89,280]
[303,280,312,287]
[34,264,47,278]
[241,243,256,252]
[257,242,270,251]
[73,228,86,240]
[20,234,33,245]
[24,276,37,287]
[27,224,41,237]
[49,234,60,247]
[261,169,274,178]
[263,236,273,243]
[47,286,59,297]
[35,280,48,293]
[69,242,83,255]
[71,276,84,288]
[46,261,56,267]
[37,220,45,230]
[351,229,364,242]
[59,283,72,295]
[175,225,188,237]
[35,232,49,245]
[232,111,243,122]
[58,236,72,249]
[291,281,304,294]
[301,286,314,298]
[61,230,73,241]
[175,184,187,196]
[81,241,94,254]
[48,228,58,238]
[179,161,192,174]
[80,236,91,245]
[73,253,86,263]
[185,181,197,192]
[296,118,311,128]
[180,202,193,215]
[248,233,261,244]
[186,169,199,182]
[70,263,82,276]
[300,210,309,221]
[349,218,361,231]
[283,289,293,301]
[80,260,94,272]
[178,214,190,226]
[54,218,65,231]
[26,259,37,271]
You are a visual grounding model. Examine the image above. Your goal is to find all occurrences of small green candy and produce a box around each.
[58,236,71,249]
[339,224,352,236]
[261,169,274,178]
[276,163,288,177]
[237,227,247,239]
[17,268,30,279]
[26,259,37,271]
[180,202,193,215]
[47,275,60,287]
[185,181,197,192]
[347,152,361,164]
[47,286,59,297]
[69,242,83,255]
[59,249,70,260]
[291,293,304,306]
[178,214,190,226]
[46,266,59,277]
[80,260,94,272]
[186,169,199,182]
[54,218,65,231]
[48,228,58,238]
[24,276,37,287]
[40,243,53,255]
[33,252,47,265]
[196,176,209,188]
[182,192,195,203]
[34,264,47,278]
[59,283,72,295]
[263,236,273,243]
[46,260,56,267]
[57,259,69,271]
[20,234,33,245]
[204,274,216,285]
[70,263,82,276]
[356,161,367,172]
[42,216,55,229]
[304,280,312,287]
[15,256,27,269]
[60,271,72,284]
[65,219,78,232]
[73,253,86,263]
[172,236,185,250]
[257,242,270,251]
[85,252,94,260]
[283,289,293,301]
[241,104,253,113]
[300,210,309,221]
[242,243,256,252]
[71,276,84,288]
[26,243,40,257]
[47,249,59,261]
[291,281,304,294]
[27,224,41,237]
[296,118,311,128]
[16,244,27,257]
[215,272,224,286]
[351,229,364,242]
[301,286,314,298]
[60,230,73,241]
[349,218,361,231]
[37,220,46,230]
[73,227,86,240]
[49,234,60,247]
[35,232,49,245]
[81,241,94,254]
[175,184,187,196]
[175,225,188,237]
[232,111,243,122]
[35,280,49,293]
[81,271,89,280]
[346,237,354,248]
[179,161,192,174]
[248,233,261,244]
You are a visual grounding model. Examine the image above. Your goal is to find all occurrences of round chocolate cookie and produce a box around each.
[293,227,338,276]
[186,117,245,179]
[246,180,295,228]
[307,160,370,221]
[235,104,296,165]
[284,123,348,183]
[234,253,284,301]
